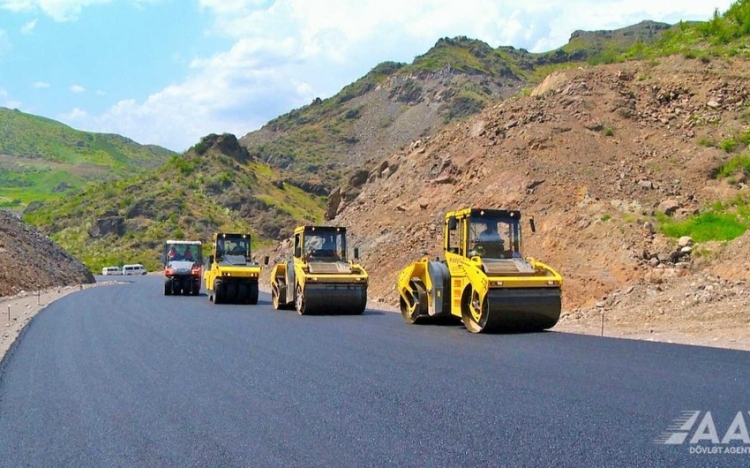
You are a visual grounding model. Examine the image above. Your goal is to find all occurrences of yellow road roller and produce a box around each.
[269,225,368,315]
[204,232,264,305]
[397,207,562,333]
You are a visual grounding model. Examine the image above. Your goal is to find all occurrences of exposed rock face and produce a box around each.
[197,133,252,163]
[126,198,156,219]
[0,210,95,296]
[658,199,681,215]
[349,169,371,188]
[325,186,361,221]
[282,178,329,196]
[326,188,343,221]
[88,216,125,238]
[326,165,390,220]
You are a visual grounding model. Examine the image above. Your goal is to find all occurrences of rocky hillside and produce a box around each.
[256,53,750,345]
[239,38,525,191]
[24,134,326,273]
[239,23,669,192]
[0,210,94,296]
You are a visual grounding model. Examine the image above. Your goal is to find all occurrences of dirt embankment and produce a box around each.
[281,55,750,348]
[0,209,95,297]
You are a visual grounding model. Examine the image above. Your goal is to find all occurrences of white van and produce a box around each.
[122,264,147,276]
[101,266,122,276]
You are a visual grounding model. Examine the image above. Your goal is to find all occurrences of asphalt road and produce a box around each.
[0,275,748,467]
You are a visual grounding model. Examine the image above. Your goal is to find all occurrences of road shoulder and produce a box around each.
[0,282,122,365]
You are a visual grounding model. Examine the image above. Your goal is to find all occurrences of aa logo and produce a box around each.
[656,411,750,453]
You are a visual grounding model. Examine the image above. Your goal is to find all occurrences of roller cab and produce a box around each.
[204,232,264,305]
[270,225,368,315]
[397,208,563,333]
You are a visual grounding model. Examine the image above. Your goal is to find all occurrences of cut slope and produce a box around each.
[0,210,94,296]
[325,55,750,313]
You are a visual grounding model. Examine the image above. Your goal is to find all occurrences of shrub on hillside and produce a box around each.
[660,211,748,242]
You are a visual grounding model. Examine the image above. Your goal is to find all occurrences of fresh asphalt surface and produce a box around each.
[0,276,748,467]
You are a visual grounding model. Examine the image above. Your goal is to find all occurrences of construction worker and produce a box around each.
[478,221,502,242]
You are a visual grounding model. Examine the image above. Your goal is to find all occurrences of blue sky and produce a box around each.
[0,0,736,152]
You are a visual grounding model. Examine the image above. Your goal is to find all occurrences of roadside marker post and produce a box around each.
[601,310,604,336]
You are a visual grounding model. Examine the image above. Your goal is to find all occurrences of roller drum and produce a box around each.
[475,287,561,332]
[302,282,367,315]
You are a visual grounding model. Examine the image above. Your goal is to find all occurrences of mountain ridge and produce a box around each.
[0,107,176,211]
[238,20,672,192]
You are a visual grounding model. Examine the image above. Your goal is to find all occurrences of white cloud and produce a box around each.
[64,0,736,151]
[198,0,735,52]
[70,37,314,151]
[0,0,166,21]
[32,81,50,88]
[59,107,88,120]
[509,1,735,52]
[69,84,85,93]
[20,18,36,34]
[0,0,112,21]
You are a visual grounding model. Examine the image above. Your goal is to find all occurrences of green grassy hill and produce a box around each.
[23,133,326,273]
[0,107,175,209]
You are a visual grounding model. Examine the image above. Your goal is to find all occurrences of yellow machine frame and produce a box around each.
[269,225,368,315]
[204,232,263,305]
[397,207,563,333]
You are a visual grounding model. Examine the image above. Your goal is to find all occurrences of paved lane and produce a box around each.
[0,276,748,466]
